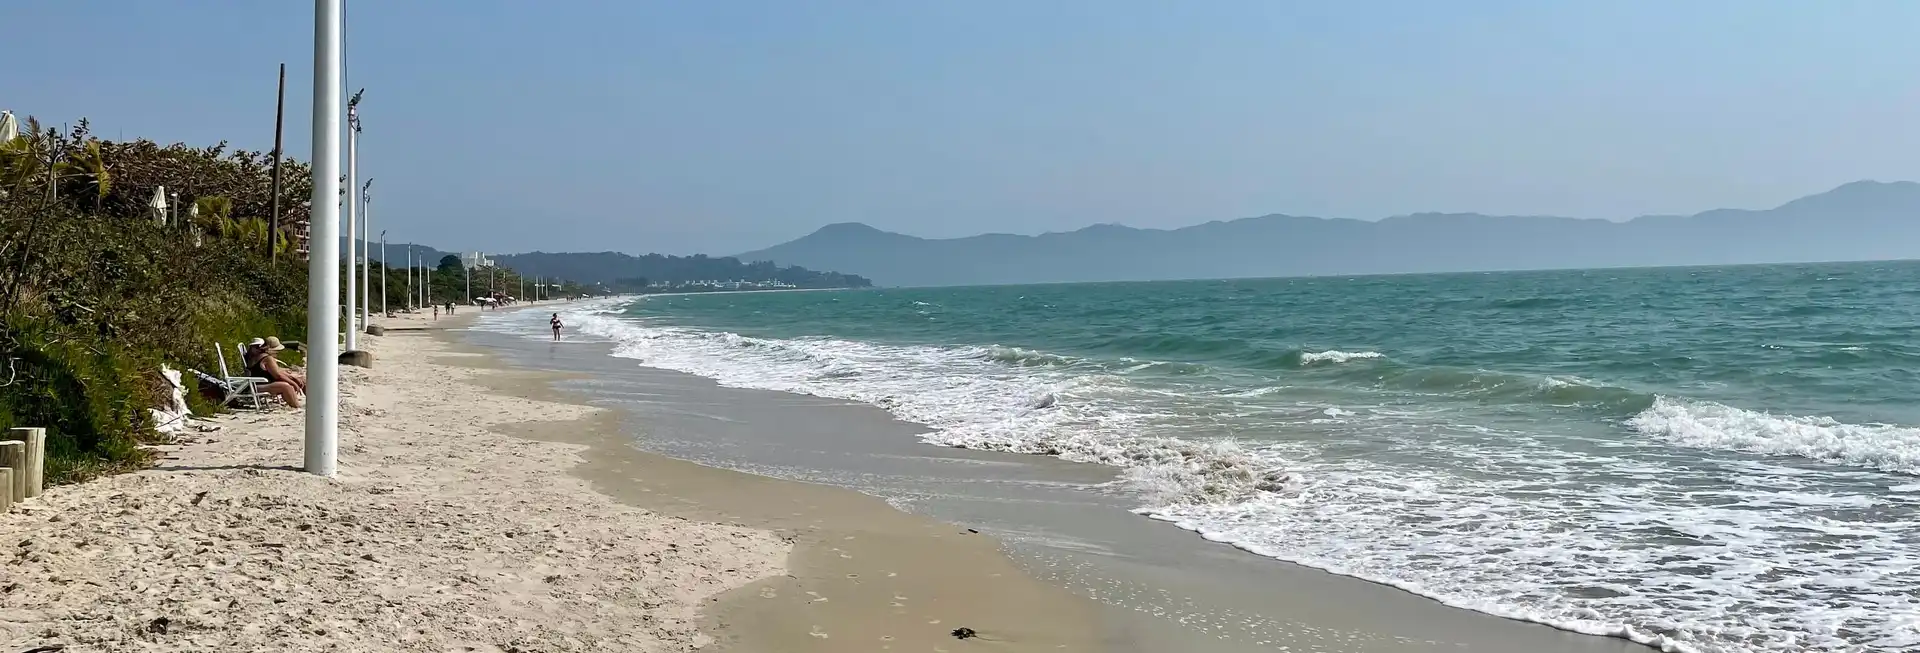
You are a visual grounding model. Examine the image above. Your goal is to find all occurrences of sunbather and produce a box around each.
[248,337,306,393]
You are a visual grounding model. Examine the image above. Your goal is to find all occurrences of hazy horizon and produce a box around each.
[7,1,1920,255]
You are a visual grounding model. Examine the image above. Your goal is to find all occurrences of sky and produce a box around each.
[5,1,1920,255]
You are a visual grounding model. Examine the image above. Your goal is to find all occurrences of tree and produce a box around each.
[64,138,111,213]
[437,254,462,273]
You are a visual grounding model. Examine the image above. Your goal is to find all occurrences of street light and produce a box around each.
[305,0,343,477]
[343,89,361,351]
[361,178,372,327]
[379,229,387,318]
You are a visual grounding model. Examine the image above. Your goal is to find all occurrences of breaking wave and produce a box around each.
[1630,396,1920,475]
[1297,349,1385,365]
[557,309,1301,506]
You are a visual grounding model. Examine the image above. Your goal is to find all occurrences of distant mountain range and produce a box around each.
[735,181,1920,287]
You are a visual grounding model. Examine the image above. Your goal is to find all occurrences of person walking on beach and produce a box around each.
[433,304,439,320]
[550,313,564,341]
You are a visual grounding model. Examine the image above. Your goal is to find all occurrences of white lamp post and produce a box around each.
[305,0,343,477]
[343,93,360,351]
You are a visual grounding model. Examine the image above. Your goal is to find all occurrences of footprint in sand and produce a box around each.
[809,626,829,639]
[759,586,778,599]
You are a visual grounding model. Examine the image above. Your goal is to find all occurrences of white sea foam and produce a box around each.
[1149,435,1920,653]
[541,306,1300,507]
[1629,396,1920,475]
[1298,350,1384,365]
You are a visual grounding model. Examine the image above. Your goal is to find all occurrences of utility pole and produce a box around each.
[306,0,342,478]
[464,256,471,305]
[270,62,286,264]
[343,90,361,350]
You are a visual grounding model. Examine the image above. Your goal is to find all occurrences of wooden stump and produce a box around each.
[365,324,386,336]
[21,427,43,498]
[340,350,374,368]
[0,440,23,502]
[0,468,11,513]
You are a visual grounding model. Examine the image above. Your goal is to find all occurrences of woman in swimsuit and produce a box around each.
[550,313,563,341]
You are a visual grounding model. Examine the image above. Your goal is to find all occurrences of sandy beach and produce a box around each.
[0,306,1104,652]
[0,308,782,652]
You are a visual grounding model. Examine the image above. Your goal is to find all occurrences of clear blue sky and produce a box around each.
[5,1,1918,255]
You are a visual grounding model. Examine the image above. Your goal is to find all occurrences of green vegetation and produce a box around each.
[0,115,309,483]
[356,253,595,314]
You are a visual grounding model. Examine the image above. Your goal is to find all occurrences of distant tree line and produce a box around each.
[492,251,872,290]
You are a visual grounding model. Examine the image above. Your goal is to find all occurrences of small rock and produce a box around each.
[951,627,977,639]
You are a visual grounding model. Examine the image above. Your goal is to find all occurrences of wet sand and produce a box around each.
[440,326,1108,652]
[465,314,1659,653]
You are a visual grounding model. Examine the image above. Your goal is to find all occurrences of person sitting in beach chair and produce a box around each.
[247,337,306,393]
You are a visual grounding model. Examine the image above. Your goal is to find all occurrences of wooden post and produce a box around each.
[270,62,288,264]
[0,440,22,502]
[0,469,11,513]
[17,427,45,498]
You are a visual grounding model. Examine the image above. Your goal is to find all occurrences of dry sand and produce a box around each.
[0,305,1107,652]
[0,310,786,652]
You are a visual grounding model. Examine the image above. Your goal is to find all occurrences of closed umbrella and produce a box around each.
[0,111,17,142]
[149,186,169,226]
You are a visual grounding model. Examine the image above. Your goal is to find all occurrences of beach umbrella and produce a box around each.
[0,111,17,142]
[149,186,169,225]
[188,202,203,246]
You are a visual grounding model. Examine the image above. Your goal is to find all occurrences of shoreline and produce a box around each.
[472,301,1662,653]
[439,306,1110,651]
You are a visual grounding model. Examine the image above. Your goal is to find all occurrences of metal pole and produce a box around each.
[380,230,387,317]
[343,109,358,350]
[464,257,470,305]
[305,0,342,478]
[360,180,371,326]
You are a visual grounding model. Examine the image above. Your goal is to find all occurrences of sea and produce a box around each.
[493,261,1920,653]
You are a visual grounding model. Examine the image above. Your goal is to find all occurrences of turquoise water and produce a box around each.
[544,262,1920,653]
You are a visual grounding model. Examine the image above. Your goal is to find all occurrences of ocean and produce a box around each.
[504,261,1920,653]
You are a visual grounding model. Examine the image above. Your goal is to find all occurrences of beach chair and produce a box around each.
[185,367,268,411]
[216,344,273,410]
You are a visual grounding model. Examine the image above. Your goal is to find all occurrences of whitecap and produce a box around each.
[1298,350,1385,365]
